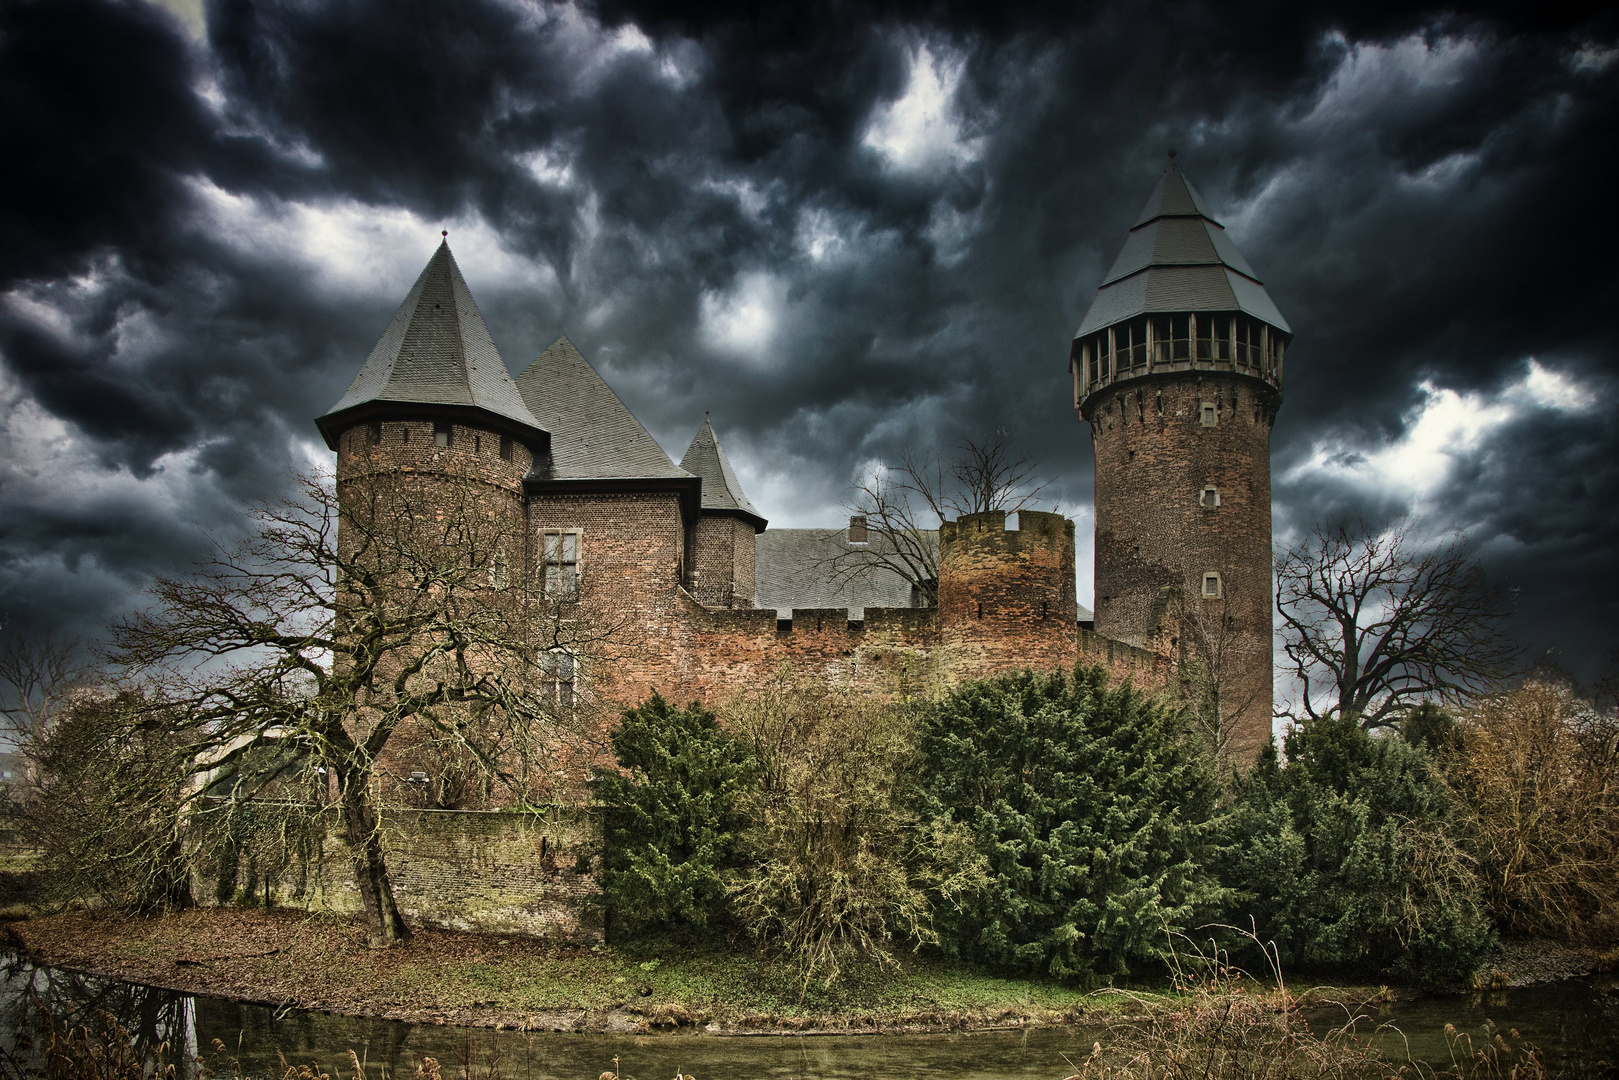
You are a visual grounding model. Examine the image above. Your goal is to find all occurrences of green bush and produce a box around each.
[724,673,986,991]
[916,665,1225,979]
[1219,714,1494,984]
[594,693,756,937]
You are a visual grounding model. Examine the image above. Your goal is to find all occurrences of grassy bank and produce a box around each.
[7,908,1164,1033]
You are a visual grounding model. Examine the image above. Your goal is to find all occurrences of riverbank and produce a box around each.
[6,908,1113,1033]
[5,908,1389,1036]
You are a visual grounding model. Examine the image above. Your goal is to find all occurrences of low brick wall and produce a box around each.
[202,805,601,941]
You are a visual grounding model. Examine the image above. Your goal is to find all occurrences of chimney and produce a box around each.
[848,515,868,544]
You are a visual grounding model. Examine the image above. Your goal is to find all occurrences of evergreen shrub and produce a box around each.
[595,693,756,937]
[1219,714,1493,984]
[916,665,1225,978]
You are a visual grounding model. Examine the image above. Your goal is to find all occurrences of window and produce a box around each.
[543,650,576,710]
[368,422,382,445]
[1200,485,1220,508]
[433,421,452,447]
[499,435,513,461]
[1200,402,1217,426]
[1202,572,1222,599]
[490,558,510,590]
[541,531,579,597]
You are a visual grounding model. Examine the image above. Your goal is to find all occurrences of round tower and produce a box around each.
[1071,157,1290,763]
[316,240,547,577]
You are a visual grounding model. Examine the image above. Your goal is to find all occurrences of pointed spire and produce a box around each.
[681,417,766,531]
[1074,160,1290,339]
[515,336,691,481]
[317,241,544,447]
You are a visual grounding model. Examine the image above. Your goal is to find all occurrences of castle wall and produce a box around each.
[1087,372,1276,760]
[688,515,757,609]
[668,598,940,705]
[937,510,1079,679]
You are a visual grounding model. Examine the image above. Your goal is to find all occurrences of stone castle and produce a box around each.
[314,159,1288,779]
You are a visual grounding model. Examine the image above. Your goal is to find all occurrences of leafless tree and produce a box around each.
[109,458,626,945]
[839,431,1051,605]
[0,628,90,747]
[1167,588,1262,771]
[1275,518,1518,729]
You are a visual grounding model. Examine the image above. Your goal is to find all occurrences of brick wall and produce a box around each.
[688,515,757,609]
[1086,372,1277,761]
[937,510,1079,680]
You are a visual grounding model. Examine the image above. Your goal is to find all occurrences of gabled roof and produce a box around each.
[318,241,545,446]
[1075,162,1291,338]
[755,528,931,615]
[515,336,692,482]
[680,418,766,531]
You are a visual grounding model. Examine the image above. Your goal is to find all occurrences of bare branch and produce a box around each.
[1276,518,1520,729]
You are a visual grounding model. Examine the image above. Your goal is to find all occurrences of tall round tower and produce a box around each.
[1071,157,1290,763]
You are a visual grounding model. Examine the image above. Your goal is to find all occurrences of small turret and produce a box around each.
[680,418,765,609]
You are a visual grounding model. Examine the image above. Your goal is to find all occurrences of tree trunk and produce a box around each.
[338,771,411,946]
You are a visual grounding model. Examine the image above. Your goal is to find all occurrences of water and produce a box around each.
[1,954,1614,1079]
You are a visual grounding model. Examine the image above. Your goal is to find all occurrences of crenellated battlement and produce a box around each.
[935,510,1079,678]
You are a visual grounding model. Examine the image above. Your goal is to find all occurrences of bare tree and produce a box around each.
[110,459,625,945]
[1276,518,1518,729]
[840,431,1051,606]
[0,628,89,747]
[1167,588,1262,770]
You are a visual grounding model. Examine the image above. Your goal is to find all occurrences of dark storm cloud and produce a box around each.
[1,0,1615,680]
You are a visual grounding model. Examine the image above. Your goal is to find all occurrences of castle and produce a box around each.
[314,159,1287,779]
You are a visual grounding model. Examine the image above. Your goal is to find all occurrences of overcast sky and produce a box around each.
[2,0,1615,686]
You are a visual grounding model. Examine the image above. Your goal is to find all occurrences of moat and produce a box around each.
[2,954,1614,1078]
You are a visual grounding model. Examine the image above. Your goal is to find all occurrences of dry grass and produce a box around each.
[1057,929,1552,1080]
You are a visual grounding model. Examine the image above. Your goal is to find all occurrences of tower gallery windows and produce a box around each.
[1077,312,1283,390]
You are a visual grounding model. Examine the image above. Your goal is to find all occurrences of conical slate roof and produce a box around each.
[318,241,545,445]
[680,418,765,530]
[1075,162,1290,338]
[515,336,692,481]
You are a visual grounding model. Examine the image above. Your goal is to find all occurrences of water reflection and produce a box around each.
[0,953,1612,1079]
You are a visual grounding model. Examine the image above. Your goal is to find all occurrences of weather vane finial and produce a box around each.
[1168,148,1177,160]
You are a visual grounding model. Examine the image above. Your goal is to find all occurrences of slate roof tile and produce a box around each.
[321,241,543,435]
[680,418,764,527]
[515,336,691,481]
[1076,163,1290,338]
